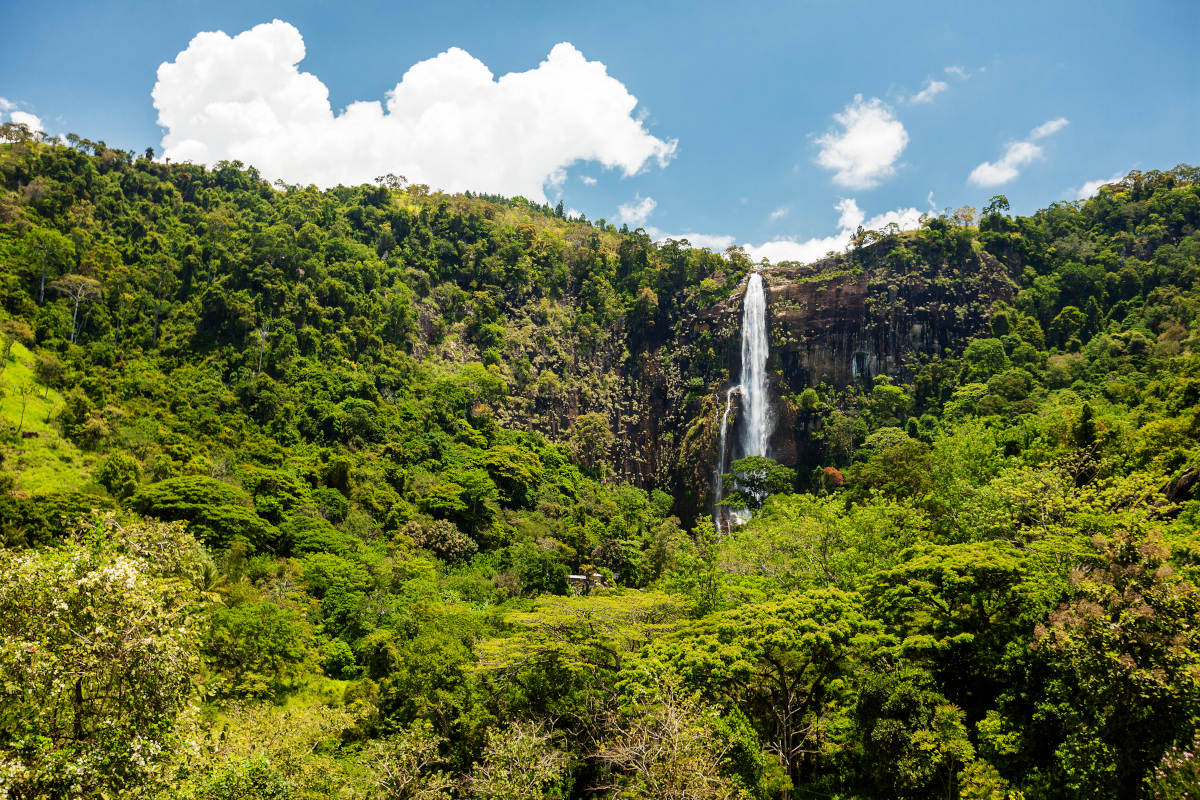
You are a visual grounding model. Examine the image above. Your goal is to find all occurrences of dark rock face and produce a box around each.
[515,234,1015,525]
[764,247,1013,390]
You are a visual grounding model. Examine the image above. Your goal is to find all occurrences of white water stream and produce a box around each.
[714,272,773,528]
[739,272,772,459]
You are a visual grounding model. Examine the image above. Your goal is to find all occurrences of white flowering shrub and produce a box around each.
[0,514,205,798]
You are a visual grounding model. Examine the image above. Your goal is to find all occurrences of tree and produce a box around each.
[599,676,751,800]
[570,412,615,474]
[476,591,684,679]
[51,273,102,344]
[95,452,142,499]
[16,383,35,435]
[797,387,821,412]
[33,352,64,398]
[983,195,1011,216]
[866,541,1043,720]
[361,724,453,800]
[26,228,74,305]
[201,600,311,698]
[400,517,478,562]
[0,319,34,375]
[636,589,890,790]
[1050,305,1085,348]
[1000,530,1200,797]
[820,409,860,465]
[719,455,796,513]
[848,433,933,499]
[851,667,975,799]
[465,721,570,800]
[961,338,1011,382]
[174,703,362,799]
[149,253,179,348]
[0,515,204,796]
[254,318,272,375]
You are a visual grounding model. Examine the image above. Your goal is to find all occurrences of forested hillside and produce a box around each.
[1,123,1199,799]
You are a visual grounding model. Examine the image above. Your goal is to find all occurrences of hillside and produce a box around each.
[2,127,1200,799]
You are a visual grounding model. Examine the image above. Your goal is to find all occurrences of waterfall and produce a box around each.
[713,387,736,530]
[739,272,772,459]
[714,272,773,528]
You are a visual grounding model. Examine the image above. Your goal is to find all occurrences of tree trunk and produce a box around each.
[71,296,81,344]
[39,251,47,304]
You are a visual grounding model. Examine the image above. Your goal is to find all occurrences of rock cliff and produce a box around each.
[680,237,1015,518]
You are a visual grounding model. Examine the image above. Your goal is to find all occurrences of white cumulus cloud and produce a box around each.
[650,198,924,266]
[580,175,597,185]
[767,206,789,222]
[616,195,656,227]
[0,97,44,134]
[968,117,1069,187]
[945,65,970,79]
[743,199,924,264]
[1072,170,1127,199]
[650,231,738,251]
[815,95,908,189]
[908,79,948,104]
[8,111,43,133]
[153,20,676,201]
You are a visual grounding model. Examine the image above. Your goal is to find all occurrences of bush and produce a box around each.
[399,517,478,562]
[94,451,141,499]
[511,541,568,596]
[130,477,277,550]
[280,514,358,556]
[321,639,359,680]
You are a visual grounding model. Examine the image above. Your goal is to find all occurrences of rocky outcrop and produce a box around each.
[685,242,1014,514]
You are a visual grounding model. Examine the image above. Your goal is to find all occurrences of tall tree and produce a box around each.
[51,273,102,344]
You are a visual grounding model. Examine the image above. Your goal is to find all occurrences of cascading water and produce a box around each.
[713,387,736,530]
[739,272,772,459]
[714,272,773,528]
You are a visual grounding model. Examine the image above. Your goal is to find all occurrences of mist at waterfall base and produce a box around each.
[714,272,774,529]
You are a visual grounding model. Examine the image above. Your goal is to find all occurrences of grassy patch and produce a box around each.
[0,342,99,494]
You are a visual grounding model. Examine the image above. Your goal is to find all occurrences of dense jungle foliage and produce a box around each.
[1,123,1198,799]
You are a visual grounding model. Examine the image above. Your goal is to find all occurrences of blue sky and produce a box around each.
[4,0,1198,262]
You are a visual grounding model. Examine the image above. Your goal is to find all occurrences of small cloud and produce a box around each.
[0,98,45,134]
[767,206,789,222]
[968,117,1069,187]
[944,65,970,79]
[9,111,43,133]
[907,79,948,104]
[969,141,1042,187]
[815,94,908,190]
[1071,170,1127,199]
[835,198,864,230]
[580,175,597,185]
[926,190,936,209]
[647,228,736,251]
[616,194,656,227]
[1030,117,1069,140]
